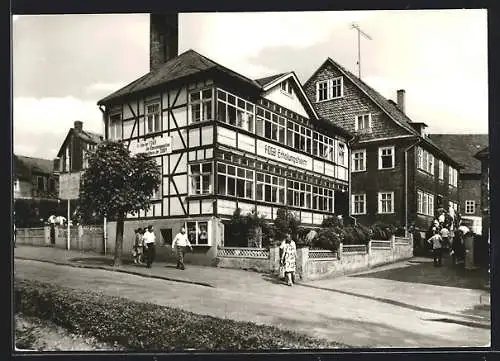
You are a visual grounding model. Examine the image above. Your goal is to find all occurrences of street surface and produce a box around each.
[14,251,490,348]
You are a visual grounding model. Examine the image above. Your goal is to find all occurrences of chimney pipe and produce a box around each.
[150,13,179,72]
[74,121,83,132]
[397,89,405,113]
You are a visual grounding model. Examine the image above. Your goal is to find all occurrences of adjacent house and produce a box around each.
[13,155,59,227]
[303,58,462,236]
[429,134,489,234]
[474,146,489,240]
[96,14,352,259]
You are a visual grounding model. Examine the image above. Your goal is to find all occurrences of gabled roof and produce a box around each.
[304,57,462,168]
[429,134,488,174]
[56,128,104,158]
[258,72,319,120]
[255,73,288,87]
[14,155,54,180]
[98,49,261,105]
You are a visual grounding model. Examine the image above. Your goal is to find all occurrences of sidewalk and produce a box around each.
[14,245,270,289]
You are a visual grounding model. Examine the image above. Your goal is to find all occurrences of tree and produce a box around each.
[78,141,162,266]
[273,208,299,242]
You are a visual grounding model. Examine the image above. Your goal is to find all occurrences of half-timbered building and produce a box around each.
[97,47,352,257]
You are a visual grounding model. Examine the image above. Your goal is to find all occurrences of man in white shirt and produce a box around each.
[143,225,156,268]
[172,226,192,270]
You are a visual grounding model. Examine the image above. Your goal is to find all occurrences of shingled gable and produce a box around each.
[56,128,103,158]
[98,49,261,105]
[303,57,462,168]
[256,71,320,120]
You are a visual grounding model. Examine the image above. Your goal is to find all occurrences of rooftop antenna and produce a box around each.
[351,23,372,79]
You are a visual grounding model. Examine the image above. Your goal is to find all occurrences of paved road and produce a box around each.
[15,259,490,348]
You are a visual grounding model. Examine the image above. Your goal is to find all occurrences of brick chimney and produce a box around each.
[74,121,83,132]
[397,89,405,113]
[150,13,179,72]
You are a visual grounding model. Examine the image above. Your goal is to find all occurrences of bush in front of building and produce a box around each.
[312,228,343,252]
[15,278,347,351]
[273,208,300,242]
[342,225,371,245]
[369,221,398,240]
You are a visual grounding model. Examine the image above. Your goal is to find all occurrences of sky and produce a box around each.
[12,10,488,159]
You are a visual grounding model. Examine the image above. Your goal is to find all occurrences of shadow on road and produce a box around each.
[352,256,489,291]
[69,257,136,267]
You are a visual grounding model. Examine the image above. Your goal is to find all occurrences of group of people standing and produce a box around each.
[132,226,193,270]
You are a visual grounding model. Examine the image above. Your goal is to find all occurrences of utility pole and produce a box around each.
[351,23,372,79]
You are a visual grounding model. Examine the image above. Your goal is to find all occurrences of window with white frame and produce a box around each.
[449,166,458,187]
[338,142,347,166]
[186,221,209,246]
[217,89,254,132]
[286,121,311,153]
[190,89,213,123]
[151,157,162,200]
[378,192,394,214]
[82,143,96,169]
[417,147,434,174]
[417,190,434,216]
[287,180,312,209]
[280,81,293,95]
[352,193,366,215]
[352,149,366,172]
[217,163,254,199]
[378,146,395,169]
[109,112,122,140]
[256,173,285,204]
[315,77,343,102]
[438,160,444,180]
[312,133,334,161]
[146,102,161,134]
[465,200,475,214]
[355,113,372,131]
[449,201,458,213]
[312,186,334,212]
[257,108,286,144]
[189,163,212,195]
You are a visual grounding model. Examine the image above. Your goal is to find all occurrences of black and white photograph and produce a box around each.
[12,9,490,352]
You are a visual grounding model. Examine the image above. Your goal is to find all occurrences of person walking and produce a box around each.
[280,233,297,286]
[132,228,144,264]
[172,226,192,270]
[143,225,156,268]
[427,230,443,267]
[440,226,450,252]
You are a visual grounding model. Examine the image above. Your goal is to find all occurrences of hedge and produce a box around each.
[15,278,347,351]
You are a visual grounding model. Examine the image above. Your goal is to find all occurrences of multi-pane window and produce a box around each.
[465,200,475,214]
[146,102,161,134]
[355,114,371,131]
[109,113,122,140]
[438,160,444,180]
[217,89,254,132]
[186,221,209,245]
[352,149,366,172]
[287,181,312,209]
[280,81,293,95]
[189,163,212,195]
[417,190,434,216]
[312,133,334,161]
[190,89,213,123]
[256,173,285,204]
[417,147,434,174]
[312,186,334,212]
[217,163,254,199]
[256,108,286,143]
[83,143,96,169]
[378,192,394,214]
[338,142,347,166]
[378,146,395,169]
[286,122,311,153]
[352,194,366,215]
[315,77,343,102]
[449,166,458,187]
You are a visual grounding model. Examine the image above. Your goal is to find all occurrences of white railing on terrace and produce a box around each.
[309,249,338,260]
[394,237,411,245]
[342,244,367,254]
[217,246,269,259]
[371,240,392,249]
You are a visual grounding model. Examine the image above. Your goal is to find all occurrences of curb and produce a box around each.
[15,257,215,288]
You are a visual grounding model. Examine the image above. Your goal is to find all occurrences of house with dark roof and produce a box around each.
[96,14,352,261]
[54,121,104,173]
[303,57,462,236]
[474,146,489,239]
[13,154,60,226]
[430,134,488,234]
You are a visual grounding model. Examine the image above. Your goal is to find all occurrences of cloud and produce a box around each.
[85,82,128,95]
[13,96,103,159]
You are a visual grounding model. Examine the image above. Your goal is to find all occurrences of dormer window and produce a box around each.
[355,113,372,132]
[280,81,293,96]
[315,77,343,102]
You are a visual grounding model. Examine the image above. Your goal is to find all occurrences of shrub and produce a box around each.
[370,222,396,240]
[312,228,342,252]
[342,225,371,245]
[321,216,342,229]
[273,209,300,242]
[15,278,346,351]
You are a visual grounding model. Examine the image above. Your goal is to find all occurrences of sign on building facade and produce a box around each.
[59,172,81,200]
[129,136,172,157]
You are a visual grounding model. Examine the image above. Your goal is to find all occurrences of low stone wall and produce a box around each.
[214,247,276,272]
[16,227,50,247]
